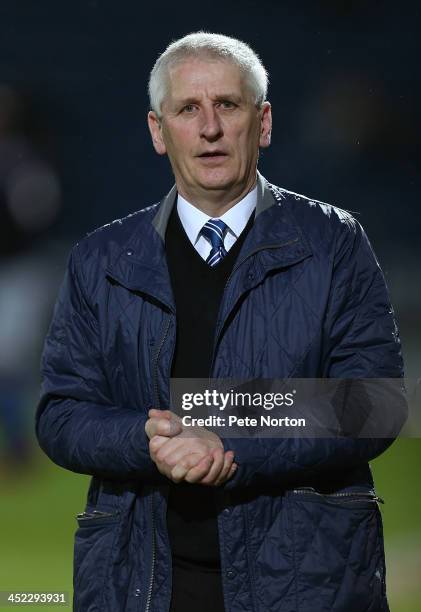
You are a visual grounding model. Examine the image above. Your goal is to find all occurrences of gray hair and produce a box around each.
[148,32,269,117]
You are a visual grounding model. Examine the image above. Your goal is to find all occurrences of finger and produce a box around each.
[149,435,169,460]
[212,461,237,486]
[184,454,216,483]
[156,439,208,469]
[226,462,238,481]
[156,417,182,437]
[148,408,172,419]
[196,447,225,485]
[146,416,182,439]
[146,416,170,439]
[170,453,212,483]
[151,438,186,480]
[145,417,155,440]
[154,439,209,475]
[202,450,233,486]
[145,417,159,439]
[152,436,184,464]
[211,451,235,486]
[148,409,182,428]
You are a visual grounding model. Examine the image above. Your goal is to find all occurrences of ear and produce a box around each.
[259,102,272,148]
[147,111,167,155]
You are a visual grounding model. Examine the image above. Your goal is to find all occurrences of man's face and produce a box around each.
[148,58,272,200]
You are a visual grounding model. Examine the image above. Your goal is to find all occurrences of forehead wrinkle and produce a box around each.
[166,59,247,105]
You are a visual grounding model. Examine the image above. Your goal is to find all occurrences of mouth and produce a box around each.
[197,151,228,161]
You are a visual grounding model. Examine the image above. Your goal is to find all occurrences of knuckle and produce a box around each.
[176,459,186,470]
[156,449,167,463]
[166,456,178,468]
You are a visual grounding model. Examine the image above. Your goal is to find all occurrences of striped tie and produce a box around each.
[201,218,228,267]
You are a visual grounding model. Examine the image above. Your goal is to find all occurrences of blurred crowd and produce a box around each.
[0,84,64,476]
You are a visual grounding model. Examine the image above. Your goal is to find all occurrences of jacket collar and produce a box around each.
[105,172,312,310]
[151,170,272,241]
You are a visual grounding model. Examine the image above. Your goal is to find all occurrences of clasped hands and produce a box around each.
[145,409,237,486]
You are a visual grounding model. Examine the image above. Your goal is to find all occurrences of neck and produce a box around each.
[177,174,257,217]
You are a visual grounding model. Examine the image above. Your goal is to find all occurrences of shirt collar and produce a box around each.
[177,185,257,245]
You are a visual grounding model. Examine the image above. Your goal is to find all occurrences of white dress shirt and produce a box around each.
[176,186,257,261]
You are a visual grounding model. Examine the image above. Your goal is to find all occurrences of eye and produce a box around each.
[219,100,236,109]
[181,104,196,113]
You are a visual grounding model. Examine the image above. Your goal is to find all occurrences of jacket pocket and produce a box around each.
[286,487,387,612]
[290,486,384,508]
[73,508,122,612]
[76,509,121,528]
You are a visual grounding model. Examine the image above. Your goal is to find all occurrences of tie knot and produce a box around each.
[201,218,228,249]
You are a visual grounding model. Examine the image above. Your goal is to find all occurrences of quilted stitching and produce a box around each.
[36,178,401,612]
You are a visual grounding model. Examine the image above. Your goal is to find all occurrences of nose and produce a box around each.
[199,106,223,141]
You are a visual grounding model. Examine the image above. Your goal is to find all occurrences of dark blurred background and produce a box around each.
[0,1,419,610]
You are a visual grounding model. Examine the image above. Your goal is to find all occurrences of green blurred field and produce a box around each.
[1,438,420,611]
[0,449,88,609]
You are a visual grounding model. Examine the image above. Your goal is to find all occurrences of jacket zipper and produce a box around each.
[145,314,173,612]
[152,316,172,412]
[76,510,120,520]
[292,487,384,504]
[144,495,156,612]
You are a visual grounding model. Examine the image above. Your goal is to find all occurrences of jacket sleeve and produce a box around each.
[35,244,164,482]
[222,217,406,490]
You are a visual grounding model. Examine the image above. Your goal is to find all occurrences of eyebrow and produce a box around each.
[173,93,244,107]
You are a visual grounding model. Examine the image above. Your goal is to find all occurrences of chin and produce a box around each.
[196,169,236,191]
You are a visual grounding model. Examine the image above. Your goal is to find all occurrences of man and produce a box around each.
[36,32,403,612]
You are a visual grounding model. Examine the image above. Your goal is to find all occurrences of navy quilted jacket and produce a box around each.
[36,173,403,612]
